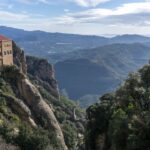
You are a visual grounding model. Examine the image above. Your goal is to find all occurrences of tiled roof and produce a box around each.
[0,35,11,41]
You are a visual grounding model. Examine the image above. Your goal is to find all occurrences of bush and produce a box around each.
[15,125,49,150]
[62,123,77,150]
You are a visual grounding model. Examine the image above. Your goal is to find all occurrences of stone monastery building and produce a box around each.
[0,35,13,66]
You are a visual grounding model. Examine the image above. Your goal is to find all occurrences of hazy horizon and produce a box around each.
[1,25,150,38]
[0,0,149,35]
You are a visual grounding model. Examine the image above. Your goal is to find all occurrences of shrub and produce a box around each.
[15,125,49,150]
[62,123,77,150]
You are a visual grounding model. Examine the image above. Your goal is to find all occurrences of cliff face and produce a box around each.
[13,41,59,99]
[13,42,67,150]
[26,56,60,99]
[13,41,27,75]
[17,74,67,150]
[86,65,150,150]
[0,42,85,150]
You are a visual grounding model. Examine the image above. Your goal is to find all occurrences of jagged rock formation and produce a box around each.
[12,42,67,150]
[26,56,60,99]
[17,73,67,150]
[13,41,59,99]
[13,41,27,75]
[86,65,150,150]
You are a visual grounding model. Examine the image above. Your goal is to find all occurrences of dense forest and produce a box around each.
[86,65,150,150]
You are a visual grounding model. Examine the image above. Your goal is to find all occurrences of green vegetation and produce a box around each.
[0,65,85,150]
[0,73,50,150]
[37,83,85,149]
[15,126,49,150]
[86,65,150,150]
[62,122,77,150]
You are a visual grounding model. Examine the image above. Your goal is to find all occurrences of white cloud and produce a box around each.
[15,0,111,6]
[1,1,150,35]
[114,2,150,15]
[0,11,29,21]
[69,0,111,7]
[56,2,150,25]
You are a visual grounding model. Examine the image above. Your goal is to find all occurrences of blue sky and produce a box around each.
[0,0,150,35]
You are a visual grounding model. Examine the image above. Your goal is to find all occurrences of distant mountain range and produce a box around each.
[55,43,150,101]
[0,26,108,56]
[1,26,150,107]
[0,26,150,58]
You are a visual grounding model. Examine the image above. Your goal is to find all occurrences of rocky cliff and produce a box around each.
[26,56,60,99]
[0,42,85,150]
[13,42,59,99]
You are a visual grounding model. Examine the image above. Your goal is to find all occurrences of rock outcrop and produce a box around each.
[11,42,67,150]
[13,41,27,75]
[13,42,59,100]
[17,73,67,150]
[26,56,60,99]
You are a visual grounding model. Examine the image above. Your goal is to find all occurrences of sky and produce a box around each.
[0,0,150,35]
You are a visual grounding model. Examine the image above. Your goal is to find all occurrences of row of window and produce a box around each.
[0,44,11,48]
[4,50,12,55]
[4,44,11,47]
[0,50,12,56]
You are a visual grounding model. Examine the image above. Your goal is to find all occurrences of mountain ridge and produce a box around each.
[0,26,150,57]
[55,43,150,105]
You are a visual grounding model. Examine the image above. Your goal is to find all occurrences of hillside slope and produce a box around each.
[55,58,120,99]
[0,42,85,150]
[55,43,150,103]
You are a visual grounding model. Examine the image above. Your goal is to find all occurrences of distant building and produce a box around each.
[0,35,13,67]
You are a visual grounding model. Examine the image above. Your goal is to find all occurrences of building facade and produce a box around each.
[0,35,13,67]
